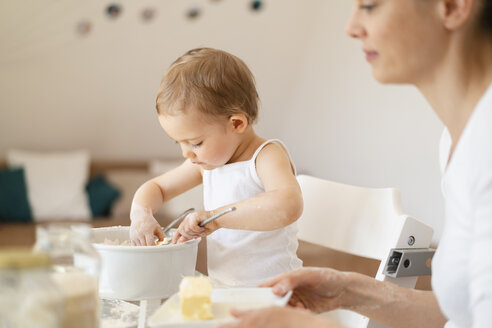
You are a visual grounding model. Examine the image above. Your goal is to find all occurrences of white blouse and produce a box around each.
[432,82,492,328]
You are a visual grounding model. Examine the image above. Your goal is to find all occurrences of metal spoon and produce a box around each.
[199,206,236,227]
[155,208,195,243]
[162,207,195,235]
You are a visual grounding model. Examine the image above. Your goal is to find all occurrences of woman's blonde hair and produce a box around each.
[156,48,259,124]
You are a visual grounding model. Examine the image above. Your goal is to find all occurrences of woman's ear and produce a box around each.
[437,0,476,31]
[228,113,249,134]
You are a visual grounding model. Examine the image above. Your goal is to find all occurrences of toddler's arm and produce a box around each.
[130,159,202,245]
[173,143,302,243]
[216,143,302,230]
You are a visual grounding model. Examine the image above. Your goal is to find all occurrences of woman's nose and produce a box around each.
[345,9,366,39]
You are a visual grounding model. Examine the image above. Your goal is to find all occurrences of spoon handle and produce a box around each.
[199,207,236,227]
[161,207,195,234]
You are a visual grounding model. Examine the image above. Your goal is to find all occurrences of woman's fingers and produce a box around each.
[230,308,249,318]
[287,294,306,308]
[219,321,239,328]
[270,272,303,296]
[217,309,253,327]
[272,278,294,296]
[259,273,285,288]
[260,269,310,296]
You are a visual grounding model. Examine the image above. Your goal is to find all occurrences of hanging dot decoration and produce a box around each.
[186,6,201,20]
[75,20,92,37]
[250,0,263,11]
[141,8,156,22]
[106,4,122,19]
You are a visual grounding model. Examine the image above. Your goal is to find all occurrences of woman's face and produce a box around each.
[346,0,447,84]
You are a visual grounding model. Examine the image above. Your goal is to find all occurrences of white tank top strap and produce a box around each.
[250,139,297,186]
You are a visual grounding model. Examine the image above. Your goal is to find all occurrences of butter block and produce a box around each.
[179,276,213,320]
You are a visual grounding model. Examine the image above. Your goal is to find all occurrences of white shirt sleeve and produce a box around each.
[469,167,492,327]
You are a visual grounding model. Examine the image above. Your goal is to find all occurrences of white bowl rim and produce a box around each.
[92,226,201,252]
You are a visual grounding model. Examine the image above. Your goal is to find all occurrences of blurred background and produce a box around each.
[0,0,444,242]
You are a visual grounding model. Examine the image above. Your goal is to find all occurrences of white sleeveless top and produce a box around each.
[203,139,302,288]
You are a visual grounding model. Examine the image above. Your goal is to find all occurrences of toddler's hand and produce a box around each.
[172,211,217,244]
[129,204,164,246]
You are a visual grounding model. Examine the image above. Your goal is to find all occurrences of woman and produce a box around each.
[221,0,492,327]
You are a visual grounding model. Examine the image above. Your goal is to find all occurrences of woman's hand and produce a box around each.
[219,306,341,328]
[261,268,447,328]
[260,267,350,313]
[171,210,219,244]
[129,204,164,246]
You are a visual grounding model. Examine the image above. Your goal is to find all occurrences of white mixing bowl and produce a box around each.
[92,226,200,301]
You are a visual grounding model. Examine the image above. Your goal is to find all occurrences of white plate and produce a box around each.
[148,288,292,328]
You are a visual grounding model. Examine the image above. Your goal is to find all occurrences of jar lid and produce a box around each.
[0,249,50,269]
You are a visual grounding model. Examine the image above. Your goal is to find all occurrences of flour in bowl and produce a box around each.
[101,238,132,246]
[100,237,170,246]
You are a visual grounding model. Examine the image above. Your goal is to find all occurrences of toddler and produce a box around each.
[129,48,303,287]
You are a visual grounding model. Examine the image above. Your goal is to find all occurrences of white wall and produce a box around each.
[280,1,444,241]
[0,0,444,241]
[0,0,316,160]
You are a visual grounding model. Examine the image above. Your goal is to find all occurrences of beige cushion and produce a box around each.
[105,170,152,219]
[6,150,91,221]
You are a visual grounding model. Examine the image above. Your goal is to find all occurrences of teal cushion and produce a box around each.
[86,175,121,218]
[0,168,33,223]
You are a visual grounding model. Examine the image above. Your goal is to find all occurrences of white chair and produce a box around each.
[296,174,434,328]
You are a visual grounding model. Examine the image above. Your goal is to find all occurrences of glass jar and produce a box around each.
[0,249,64,327]
[33,223,101,328]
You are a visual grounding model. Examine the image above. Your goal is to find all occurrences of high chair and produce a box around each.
[296,174,434,328]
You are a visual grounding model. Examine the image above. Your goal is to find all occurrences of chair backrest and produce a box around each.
[296,174,434,328]
[297,174,404,260]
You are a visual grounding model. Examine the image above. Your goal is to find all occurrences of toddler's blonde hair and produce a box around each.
[156,48,259,124]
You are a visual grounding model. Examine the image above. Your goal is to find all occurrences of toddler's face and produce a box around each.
[158,109,240,170]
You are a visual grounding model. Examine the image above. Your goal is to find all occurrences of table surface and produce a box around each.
[0,218,431,291]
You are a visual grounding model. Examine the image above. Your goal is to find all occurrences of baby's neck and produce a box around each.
[226,128,265,164]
